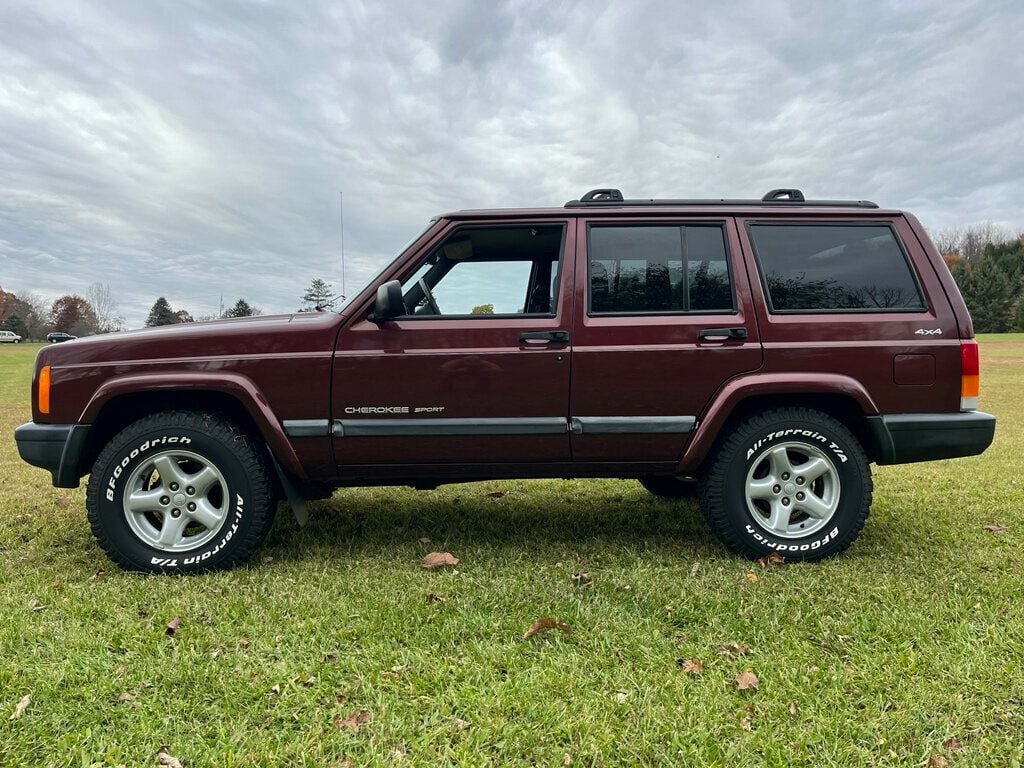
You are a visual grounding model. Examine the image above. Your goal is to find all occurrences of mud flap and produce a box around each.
[268,451,309,527]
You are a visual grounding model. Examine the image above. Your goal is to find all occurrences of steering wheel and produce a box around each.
[418,278,441,315]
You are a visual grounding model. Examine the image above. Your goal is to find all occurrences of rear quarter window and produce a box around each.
[748,223,926,312]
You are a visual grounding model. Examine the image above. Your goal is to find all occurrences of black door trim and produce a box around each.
[570,416,696,435]
[332,417,569,437]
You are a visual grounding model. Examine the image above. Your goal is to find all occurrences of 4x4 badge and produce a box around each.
[914,328,942,335]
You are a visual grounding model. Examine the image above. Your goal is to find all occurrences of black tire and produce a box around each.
[639,476,698,499]
[86,411,276,573]
[697,407,871,562]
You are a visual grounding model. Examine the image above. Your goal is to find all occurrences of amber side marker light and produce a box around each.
[38,365,51,415]
[961,339,979,411]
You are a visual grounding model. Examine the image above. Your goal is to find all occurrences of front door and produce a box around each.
[570,217,763,462]
[332,219,574,469]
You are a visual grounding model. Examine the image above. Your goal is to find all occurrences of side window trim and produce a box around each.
[585,222,738,317]
[745,220,928,314]
[393,223,568,320]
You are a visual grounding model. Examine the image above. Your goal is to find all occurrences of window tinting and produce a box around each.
[589,225,733,314]
[749,224,925,312]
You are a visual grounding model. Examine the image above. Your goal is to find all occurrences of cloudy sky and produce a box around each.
[1,0,1022,327]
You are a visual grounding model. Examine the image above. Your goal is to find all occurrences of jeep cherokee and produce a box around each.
[15,188,996,572]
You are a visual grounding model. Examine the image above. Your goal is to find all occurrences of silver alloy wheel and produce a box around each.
[744,441,841,539]
[122,449,230,552]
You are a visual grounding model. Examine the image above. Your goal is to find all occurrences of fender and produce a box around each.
[678,372,879,474]
[79,371,307,479]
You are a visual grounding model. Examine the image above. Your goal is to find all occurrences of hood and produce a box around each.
[37,311,343,368]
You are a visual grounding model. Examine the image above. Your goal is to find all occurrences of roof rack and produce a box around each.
[564,188,879,209]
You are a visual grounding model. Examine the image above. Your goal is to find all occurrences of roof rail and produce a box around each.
[564,188,879,209]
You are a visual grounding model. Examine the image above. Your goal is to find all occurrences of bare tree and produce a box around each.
[930,222,1013,261]
[86,282,123,333]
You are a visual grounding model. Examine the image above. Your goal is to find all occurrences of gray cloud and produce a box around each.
[1,0,1021,326]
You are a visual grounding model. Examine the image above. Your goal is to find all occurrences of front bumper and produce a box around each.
[14,422,91,488]
[867,411,996,465]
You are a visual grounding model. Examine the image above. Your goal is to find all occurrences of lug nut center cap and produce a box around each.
[783,482,796,494]
[173,493,187,506]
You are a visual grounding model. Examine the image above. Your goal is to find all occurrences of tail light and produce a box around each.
[961,339,979,411]
[38,365,52,415]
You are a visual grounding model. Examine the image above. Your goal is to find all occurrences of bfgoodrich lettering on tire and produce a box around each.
[86,411,276,573]
[698,407,872,561]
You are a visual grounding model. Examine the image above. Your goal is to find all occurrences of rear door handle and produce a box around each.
[698,327,748,341]
[519,331,570,345]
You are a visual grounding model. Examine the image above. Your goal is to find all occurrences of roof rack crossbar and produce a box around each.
[564,188,879,209]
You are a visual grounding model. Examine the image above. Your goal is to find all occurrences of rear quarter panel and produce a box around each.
[737,214,961,415]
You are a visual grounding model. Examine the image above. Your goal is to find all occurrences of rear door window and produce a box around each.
[748,224,925,312]
[588,225,734,314]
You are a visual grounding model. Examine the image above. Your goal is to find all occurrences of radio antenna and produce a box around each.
[339,190,346,300]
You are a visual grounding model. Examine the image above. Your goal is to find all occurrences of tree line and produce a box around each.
[934,224,1024,333]
[5,239,1024,338]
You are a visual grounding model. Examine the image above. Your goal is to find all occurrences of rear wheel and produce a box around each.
[86,411,276,573]
[698,407,871,561]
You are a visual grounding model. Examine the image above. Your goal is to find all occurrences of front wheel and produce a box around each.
[86,411,276,573]
[698,407,872,561]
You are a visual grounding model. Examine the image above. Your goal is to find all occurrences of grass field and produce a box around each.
[1,339,1022,767]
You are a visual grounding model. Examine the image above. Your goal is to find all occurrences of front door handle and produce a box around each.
[519,330,570,345]
[698,327,748,341]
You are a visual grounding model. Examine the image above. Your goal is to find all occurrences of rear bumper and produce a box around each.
[14,422,91,488]
[867,412,996,465]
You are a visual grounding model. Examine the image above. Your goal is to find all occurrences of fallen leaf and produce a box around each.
[293,674,317,687]
[335,710,370,730]
[745,572,759,583]
[690,561,700,576]
[788,702,798,716]
[262,555,274,563]
[928,756,950,768]
[9,694,31,720]
[943,737,963,752]
[523,618,572,640]
[563,753,572,765]
[485,491,507,498]
[156,747,183,768]
[92,567,106,579]
[421,552,459,570]
[570,572,593,587]
[613,692,628,704]
[426,592,446,604]
[165,617,182,637]
[28,599,46,612]
[757,552,786,568]
[267,684,281,697]
[740,716,753,731]
[418,537,431,545]
[983,524,1009,533]
[116,691,136,704]
[453,718,471,730]
[735,671,760,691]
[336,693,348,705]
[55,496,72,508]
[678,658,704,675]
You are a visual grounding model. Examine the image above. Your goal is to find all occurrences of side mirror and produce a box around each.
[371,280,405,323]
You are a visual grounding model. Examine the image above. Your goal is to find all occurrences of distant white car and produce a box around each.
[0,330,22,343]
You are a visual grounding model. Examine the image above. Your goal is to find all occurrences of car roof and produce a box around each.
[440,188,901,220]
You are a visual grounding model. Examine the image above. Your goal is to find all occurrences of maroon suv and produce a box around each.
[15,188,996,572]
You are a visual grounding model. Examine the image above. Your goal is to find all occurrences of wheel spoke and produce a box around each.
[747,477,777,500]
[765,501,792,534]
[126,488,164,514]
[153,455,187,490]
[189,499,224,531]
[768,446,795,479]
[797,457,831,484]
[187,465,220,497]
[156,513,189,548]
[798,493,833,519]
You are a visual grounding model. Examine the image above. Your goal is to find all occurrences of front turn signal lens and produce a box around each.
[38,365,51,415]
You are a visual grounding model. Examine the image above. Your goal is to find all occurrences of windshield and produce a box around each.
[336,221,436,312]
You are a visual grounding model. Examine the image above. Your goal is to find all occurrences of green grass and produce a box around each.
[2,341,1023,767]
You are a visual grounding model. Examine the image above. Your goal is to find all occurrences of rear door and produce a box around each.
[332,219,574,468]
[570,217,763,462]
